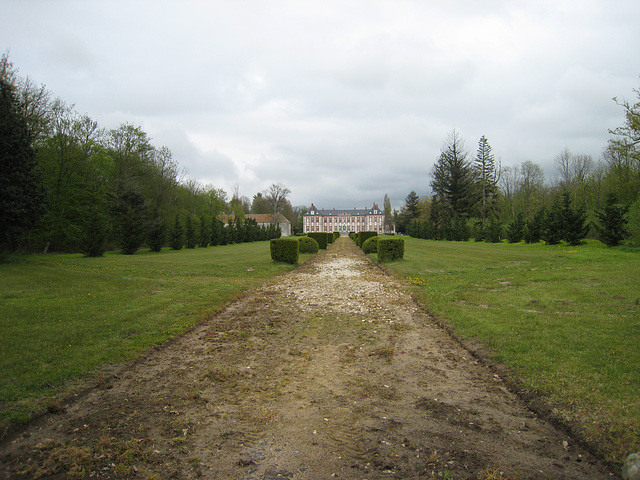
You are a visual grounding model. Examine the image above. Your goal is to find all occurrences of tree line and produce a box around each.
[394,84,640,247]
[0,54,299,256]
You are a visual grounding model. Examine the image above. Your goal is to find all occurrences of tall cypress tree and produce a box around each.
[198,216,210,247]
[112,186,146,255]
[210,217,223,246]
[185,215,197,248]
[170,214,184,250]
[0,78,46,252]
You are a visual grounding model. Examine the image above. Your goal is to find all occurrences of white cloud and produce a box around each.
[1,0,639,209]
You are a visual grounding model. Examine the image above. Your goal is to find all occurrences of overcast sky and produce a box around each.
[2,1,639,210]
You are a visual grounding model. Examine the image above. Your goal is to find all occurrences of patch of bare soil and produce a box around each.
[1,238,616,479]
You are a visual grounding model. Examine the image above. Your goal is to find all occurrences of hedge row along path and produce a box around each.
[1,237,614,479]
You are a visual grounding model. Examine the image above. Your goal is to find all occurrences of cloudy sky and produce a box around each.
[2,1,639,210]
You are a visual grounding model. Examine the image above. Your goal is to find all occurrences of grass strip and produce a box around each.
[0,242,313,428]
[379,237,640,465]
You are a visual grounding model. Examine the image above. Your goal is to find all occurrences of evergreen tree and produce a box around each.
[485,219,503,243]
[112,186,146,255]
[147,212,165,252]
[226,221,237,244]
[198,215,209,247]
[219,223,230,245]
[594,193,630,247]
[431,130,477,219]
[185,215,197,248]
[170,214,184,250]
[406,218,419,238]
[506,212,525,243]
[524,207,545,244]
[560,191,589,246]
[235,218,246,243]
[79,208,109,257]
[396,191,420,233]
[428,194,451,240]
[383,193,394,233]
[245,218,259,242]
[210,217,223,246]
[474,135,498,228]
[543,198,564,245]
[0,78,47,252]
[446,215,471,241]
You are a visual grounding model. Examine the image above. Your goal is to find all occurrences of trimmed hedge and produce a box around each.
[361,236,379,254]
[377,237,404,262]
[298,236,319,254]
[307,232,328,249]
[270,238,299,264]
[357,231,378,248]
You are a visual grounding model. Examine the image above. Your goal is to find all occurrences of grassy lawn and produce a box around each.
[0,242,313,428]
[379,237,640,464]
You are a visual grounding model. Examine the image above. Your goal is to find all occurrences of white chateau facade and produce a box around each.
[303,203,386,235]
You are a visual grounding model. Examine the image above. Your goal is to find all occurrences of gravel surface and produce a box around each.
[0,237,616,479]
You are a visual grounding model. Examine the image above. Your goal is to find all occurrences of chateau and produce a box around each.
[303,203,386,235]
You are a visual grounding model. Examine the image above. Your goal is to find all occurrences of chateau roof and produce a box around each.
[305,203,382,216]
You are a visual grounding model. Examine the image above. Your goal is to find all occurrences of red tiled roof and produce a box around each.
[220,213,291,224]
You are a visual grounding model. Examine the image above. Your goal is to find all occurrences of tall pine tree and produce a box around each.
[431,130,476,219]
[0,78,46,252]
[473,135,498,227]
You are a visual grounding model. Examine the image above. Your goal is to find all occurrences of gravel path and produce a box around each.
[0,237,615,479]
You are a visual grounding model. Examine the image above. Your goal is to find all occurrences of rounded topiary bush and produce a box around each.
[298,236,319,254]
[357,231,377,248]
[377,237,404,262]
[270,238,299,264]
[361,236,379,254]
[307,232,328,249]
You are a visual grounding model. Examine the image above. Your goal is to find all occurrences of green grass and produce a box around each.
[379,237,640,465]
[0,242,313,427]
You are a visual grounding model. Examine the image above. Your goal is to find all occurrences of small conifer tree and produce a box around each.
[485,219,503,243]
[561,192,589,246]
[185,215,197,248]
[80,209,109,257]
[506,213,525,243]
[543,198,564,245]
[594,193,629,247]
[147,214,165,252]
[210,218,223,246]
[198,216,209,247]
[170,214,184,250]
[524,207,545,244]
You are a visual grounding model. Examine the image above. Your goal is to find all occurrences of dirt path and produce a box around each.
[1,238,615,479]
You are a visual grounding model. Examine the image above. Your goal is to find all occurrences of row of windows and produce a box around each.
[305,215,383,223]
[306,225,383,232]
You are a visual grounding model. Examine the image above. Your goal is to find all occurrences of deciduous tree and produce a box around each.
[265,183,291,224]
